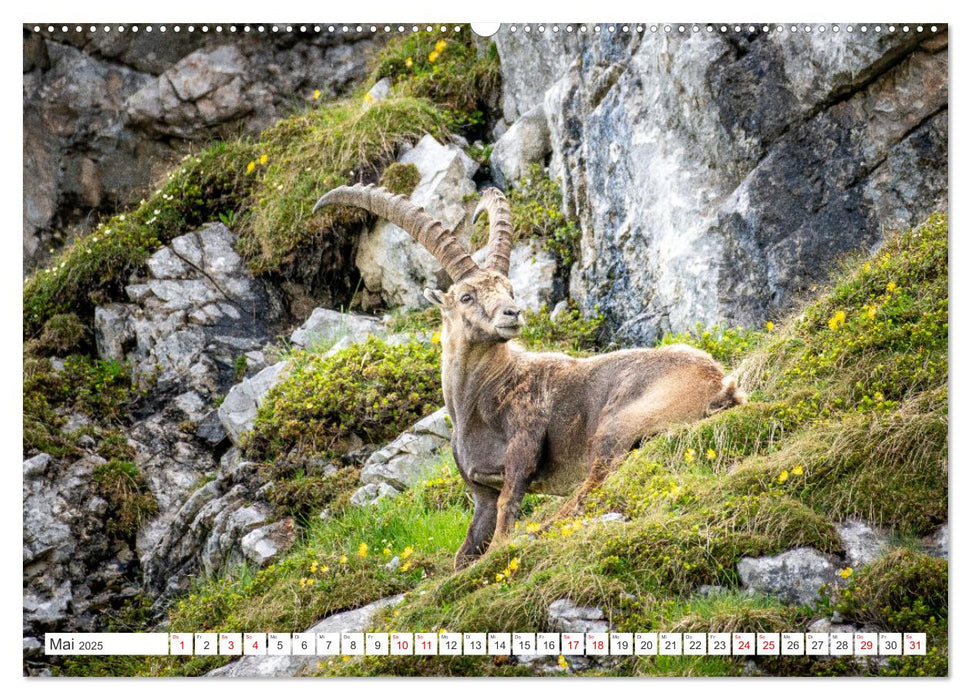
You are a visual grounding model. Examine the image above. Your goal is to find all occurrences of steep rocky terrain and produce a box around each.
[22,24,947,677]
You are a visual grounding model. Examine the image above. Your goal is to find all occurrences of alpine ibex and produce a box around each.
[314,184,746,569]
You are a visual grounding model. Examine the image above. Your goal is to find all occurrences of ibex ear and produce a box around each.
[423,288,446,307]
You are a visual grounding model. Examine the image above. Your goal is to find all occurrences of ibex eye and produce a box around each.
[460,294,473,304]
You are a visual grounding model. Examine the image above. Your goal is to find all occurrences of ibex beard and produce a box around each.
[315,184,746,570]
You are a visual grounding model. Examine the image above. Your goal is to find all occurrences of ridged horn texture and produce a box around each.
[313,183,479,283]
[472,187,514,276]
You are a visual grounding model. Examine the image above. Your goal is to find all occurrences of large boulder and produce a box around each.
[489,104,552,189]
[218,361,288,446]
[736,547,841,606]
[289,308,383,350]
[355,134,478,309]
[489,27,951,345]
[359,407,452,491]
[96,222,280,396]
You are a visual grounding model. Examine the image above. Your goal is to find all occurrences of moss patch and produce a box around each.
[369,28,500,136]
[92,459,159,537]
[245,337,441,462]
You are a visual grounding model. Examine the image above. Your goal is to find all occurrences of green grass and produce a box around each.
[238,97,451,273]
[368,27,500,136]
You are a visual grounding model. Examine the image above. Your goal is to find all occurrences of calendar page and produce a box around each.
[22,12,948,681]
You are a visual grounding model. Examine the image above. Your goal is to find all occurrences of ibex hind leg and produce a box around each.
[455,483,499,570]
[548,412,663,524]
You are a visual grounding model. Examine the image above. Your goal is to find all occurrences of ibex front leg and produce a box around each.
[455,482,499,570]
[488,433,543,551]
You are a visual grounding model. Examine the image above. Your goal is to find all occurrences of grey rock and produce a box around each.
[807,618,855,635]
[207,595,404,677]
[494,27,584,122]
[737,547,840,606]
[548,598,608,634]
[94,304,136,362]
[594,512,629,523]
[356,135,478,309]
[697,585,727,598]
[241,519,296,566]
[218,361,288,445]
[385,556,401,571]
[123,223,279,394]
[23,453,51,479]
[490,104,551,189]
[140,447,275,597]
[350,482,403,507]
[25,31,381,272]
[365,77,392,104]
[360,408,452,491]
[289,308,383,350]
[926,523,948,558]
[837,520,891,568]
[195,410,228,446]
[549,300,570,322]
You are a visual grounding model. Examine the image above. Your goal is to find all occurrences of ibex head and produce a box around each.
[314,184,522,343]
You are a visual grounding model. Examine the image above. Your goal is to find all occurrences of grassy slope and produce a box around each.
[68,214,946,679]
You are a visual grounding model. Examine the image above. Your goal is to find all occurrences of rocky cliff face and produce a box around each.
[23,26,383,273]
[496,26,947,344]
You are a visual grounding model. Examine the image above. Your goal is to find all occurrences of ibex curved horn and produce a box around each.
[472,187,514,277]
[313,183,480,283]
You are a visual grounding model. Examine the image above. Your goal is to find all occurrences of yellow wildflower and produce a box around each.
[508,557,520,572]
[358,542,369,558]
[886,281,897,293]
[525,522,541,534]
[339,555,348,565]
[312,89,321,100]
[431,331,441,344]
[435,39,447,53]
[428,50,440,63]
[791,465,804,476]
[246,161,256,175]
[765,321,774,331]
[684,448,696,465]
[259,153,268,165]
[827,310,846,331]
[777,470,789,484]
[866,305,877,320]
[557,654,568,669]
[405,57,413,68]
[310,561,318,573]
[495,572,505,582]
[306,578,315,586]
[401,546,414,559]
[383,547,392,556]
[399,560,413,572]
[839,567,853,579]
[706,449,717,461]
[299,577,307,587]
